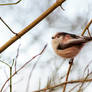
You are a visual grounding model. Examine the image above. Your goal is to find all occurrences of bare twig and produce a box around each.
[0,17,18,35]
[60,6,65,10]
[83,60,92,77]
[10,67,12,92]
[69,61,92,92]
[63,59,73,92]
[0,60,13,92]
[87,28,91,37]
[34,78,92,92]
[0,0,22,5]
[26,56,41,92]
[0,44,47,92]
[78,70,89,92]
[81,19,92,36]
[78,71,92,92]
[0,60,10,68]
[14,44,21,72]
[56,0,65,10]
[0,45,21,92]
[0,0,66,53]
[69,84,80,92]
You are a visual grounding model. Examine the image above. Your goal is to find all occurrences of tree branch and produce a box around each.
[81,19,92,36]
[0,0,65,53]
[34,78,92,92]
[63,59,73,92]
[0,0,22,6]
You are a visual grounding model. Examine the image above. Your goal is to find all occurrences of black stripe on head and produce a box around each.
[69,34,78,38]
[54,32,67,38]
[56,32,67,36]
[56,32,78,39]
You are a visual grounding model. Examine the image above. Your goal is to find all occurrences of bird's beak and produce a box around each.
[52,36,55,39]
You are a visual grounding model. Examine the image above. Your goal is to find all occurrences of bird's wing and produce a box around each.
[58,36,92,50]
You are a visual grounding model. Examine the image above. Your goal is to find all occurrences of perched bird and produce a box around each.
[52,32,92,58]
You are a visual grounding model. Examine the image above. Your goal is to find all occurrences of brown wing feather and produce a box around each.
[58,36,92,50]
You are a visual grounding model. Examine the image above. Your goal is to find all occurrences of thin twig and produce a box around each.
[78,71,92,92]
[82,75,92,91]
[69,60,92,92]
[81,19,92,36]
[34,78,92,92]
[0,0,22,5]
[83,60,92,77]
[87,28,91,37]
[14,44,21,72]
[10,67,12,92]
[0,60,13,92]
[26,56,41,92]
[0,60,10,68]
[69,84,80,92]
[62,59,73,92]
[0,44,47,92]
[78,70,89,92]
[0,17,18,35]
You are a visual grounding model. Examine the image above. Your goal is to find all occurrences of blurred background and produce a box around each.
[0,0,92,92]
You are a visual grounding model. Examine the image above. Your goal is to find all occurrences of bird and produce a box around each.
[52,32,92,59]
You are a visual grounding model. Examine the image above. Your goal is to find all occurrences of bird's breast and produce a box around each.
[55,46,82,58]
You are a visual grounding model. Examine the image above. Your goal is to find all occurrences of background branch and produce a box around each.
[0,0,22,6]
[34,78,92,92]
[0,44,47,92]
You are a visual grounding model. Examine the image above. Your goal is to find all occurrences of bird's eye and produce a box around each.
[52,37,55,39]
[56,35,60,38]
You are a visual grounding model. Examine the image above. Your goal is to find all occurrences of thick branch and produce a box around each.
[0,0,65,53]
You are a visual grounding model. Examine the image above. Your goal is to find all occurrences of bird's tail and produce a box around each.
[84,36,92,41]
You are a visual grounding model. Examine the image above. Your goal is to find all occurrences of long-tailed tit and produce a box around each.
[52,32,92,58]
